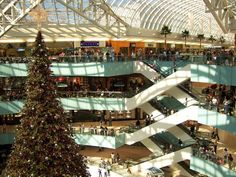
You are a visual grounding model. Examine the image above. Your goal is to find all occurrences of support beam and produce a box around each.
[235,34,236,54]
[56,0,118,37]
[203,0,228,33]
[0,0,45,38]
[203,0,236,33]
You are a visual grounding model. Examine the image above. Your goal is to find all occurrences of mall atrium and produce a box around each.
[0,0,236,177]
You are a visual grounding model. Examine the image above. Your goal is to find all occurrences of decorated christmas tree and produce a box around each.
[3,31,90,177]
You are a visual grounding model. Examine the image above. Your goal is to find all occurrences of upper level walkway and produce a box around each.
[1,59,236,86]
[0,64,192,114]
[2,106,236,148]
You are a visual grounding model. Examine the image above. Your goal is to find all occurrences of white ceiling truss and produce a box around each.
[0,0,234,44]
[0,0,44,38]
[55,0,128,38]
[203,0,236,33]
[106,0,234,42]
[0,0,128,39]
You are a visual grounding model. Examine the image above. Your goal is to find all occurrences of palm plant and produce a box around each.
[197,34,205,49]
[160,25,171,49]
[182,29,190,47]
[219,36,225,45]
[208,35,216,46]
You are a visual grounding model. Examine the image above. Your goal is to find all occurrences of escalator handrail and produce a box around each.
[142,60,203,101]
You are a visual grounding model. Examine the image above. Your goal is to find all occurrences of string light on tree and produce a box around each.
[2,30,90,177]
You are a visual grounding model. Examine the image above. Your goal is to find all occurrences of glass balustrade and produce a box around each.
[192,146,236,172]
[0,54,234,65]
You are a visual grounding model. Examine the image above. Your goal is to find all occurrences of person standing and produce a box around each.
[116,152,120,163]
[224,148,229,164]
[104,170,108,177]
[106,160,111,176]
[178,138,183,147]
[213,139,218,154]
[98,168,102,177]
[228,154,234,169]
[111,152,115,164]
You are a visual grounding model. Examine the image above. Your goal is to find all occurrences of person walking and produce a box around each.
[104,170,108,177]
[106,161,111,176]
[98,168,102,177]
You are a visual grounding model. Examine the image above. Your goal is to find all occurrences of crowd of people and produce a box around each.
[75,123,117,137]
[203,84,236,116]
[0,48,234,65]
[0,57,29,63]
[0,77,148,101]
[96,152,122,177]
[193,142,235,170]
[0,89,26,101]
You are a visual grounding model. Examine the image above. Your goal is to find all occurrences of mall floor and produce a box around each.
[1,120,236,176]
[75,122,236,177]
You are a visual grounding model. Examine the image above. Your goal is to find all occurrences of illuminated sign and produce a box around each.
[80,41,99,47]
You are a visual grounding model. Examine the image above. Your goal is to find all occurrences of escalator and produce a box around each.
[2,106,236,147]
[140,138,163,156]
[130,146,192,171]
[125,105,236,145]
[178,161,199,177]
[147,96,193,141]
[143,60,196,98]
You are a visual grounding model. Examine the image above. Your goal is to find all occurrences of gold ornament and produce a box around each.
[29,6,48,29]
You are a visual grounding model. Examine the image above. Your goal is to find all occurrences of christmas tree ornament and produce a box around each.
[3,31,90,177]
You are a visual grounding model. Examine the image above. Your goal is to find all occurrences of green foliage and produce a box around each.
[219,36,225,44]
[197,34,205,40]
[2,31,90,177]
[182,29,190,46]
[208,35,216,43]
[197,34,204,48]
[160,25,171,36]
[181,29,190,38]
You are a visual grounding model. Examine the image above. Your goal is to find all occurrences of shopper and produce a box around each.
[98,168,102,177]
[224,148,229,164]
[228,154,234,169]
[111,152,115,164]
[213,139,218,154]
[178,138,183,147]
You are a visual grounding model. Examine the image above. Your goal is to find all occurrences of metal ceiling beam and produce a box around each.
[56,0,119,37]
[203,0,235,33]
[0,0,45,38]
[91,0,128,36]
[92,0,129,27]
[56,0,128,38]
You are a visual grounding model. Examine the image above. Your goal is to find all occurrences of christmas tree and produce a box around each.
[2,31,90,177]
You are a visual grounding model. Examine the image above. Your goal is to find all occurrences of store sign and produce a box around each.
[74,41,105,47]
[145,42,156,47]
[130,43,136,47]
[80,41,99,47]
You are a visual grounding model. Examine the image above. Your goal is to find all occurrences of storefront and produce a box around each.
[145,42,157,59]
